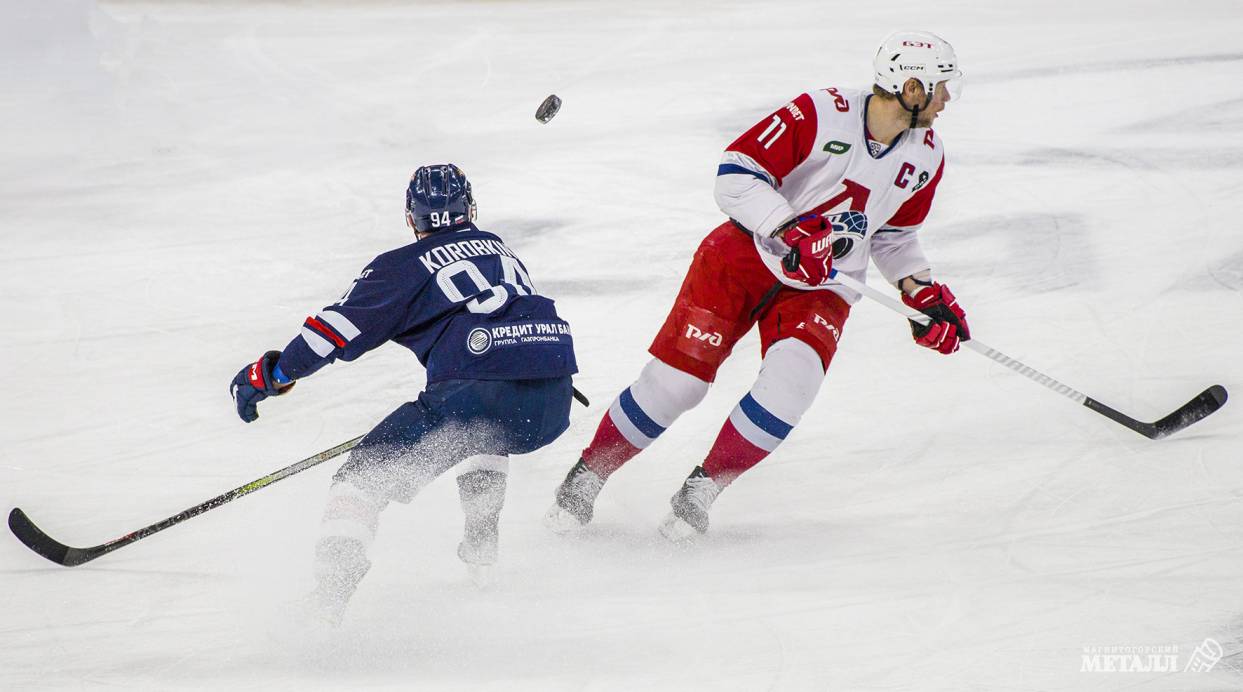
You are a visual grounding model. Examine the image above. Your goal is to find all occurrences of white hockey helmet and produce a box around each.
[873,31,962,99]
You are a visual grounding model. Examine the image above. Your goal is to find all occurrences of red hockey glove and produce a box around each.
[901,283,970,354]
[778,214,833,286]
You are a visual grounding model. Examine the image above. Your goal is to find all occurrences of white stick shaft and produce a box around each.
[828,271,1088,405]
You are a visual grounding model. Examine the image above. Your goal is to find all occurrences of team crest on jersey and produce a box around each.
[826,210,868,260]
[912,170,931,192]
[467,327,493,355]
[823,140,851,155]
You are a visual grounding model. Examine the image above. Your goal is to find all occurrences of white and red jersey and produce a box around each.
[714,87,945,303]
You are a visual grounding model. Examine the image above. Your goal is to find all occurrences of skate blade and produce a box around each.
[658,512,699,543]
[465,563,497,589]
[283,590,347,633]
[543,503,587,535]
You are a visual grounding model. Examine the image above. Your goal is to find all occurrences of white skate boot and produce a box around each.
[457,469,505,588]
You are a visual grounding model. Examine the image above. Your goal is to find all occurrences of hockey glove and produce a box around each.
[901,283,970,355]
[778,214,833,286]
[230,350,294,423]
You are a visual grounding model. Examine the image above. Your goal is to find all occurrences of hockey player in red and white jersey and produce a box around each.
[546,31,971,540]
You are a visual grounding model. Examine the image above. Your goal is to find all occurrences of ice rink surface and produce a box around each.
[2,0,1241,689]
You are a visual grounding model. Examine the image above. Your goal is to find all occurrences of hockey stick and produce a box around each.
[828,270,1227,440]
[8,435,363,567]
[10,383,592,567]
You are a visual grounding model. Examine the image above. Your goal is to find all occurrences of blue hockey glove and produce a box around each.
[230,350,294,423]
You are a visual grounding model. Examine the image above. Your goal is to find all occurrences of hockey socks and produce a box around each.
[701,394,791,486]
[312,481,387,606]
[581,359,710,478]
[455,454,509,566]
[580,408,642,478]
[702,339,823,487]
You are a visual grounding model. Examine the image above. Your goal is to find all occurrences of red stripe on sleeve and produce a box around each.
[305,316,347,348]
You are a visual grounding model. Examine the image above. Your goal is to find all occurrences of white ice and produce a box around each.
[2,1,1241,690]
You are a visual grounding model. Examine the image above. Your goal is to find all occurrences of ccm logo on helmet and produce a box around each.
[685,324,723,346]
[902,40,934,48]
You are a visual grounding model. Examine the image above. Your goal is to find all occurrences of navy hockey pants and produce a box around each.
[335,376,573,502]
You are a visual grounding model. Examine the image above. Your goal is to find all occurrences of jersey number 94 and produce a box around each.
[436,256,536,314]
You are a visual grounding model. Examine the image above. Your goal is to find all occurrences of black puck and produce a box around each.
[536,94,561,124]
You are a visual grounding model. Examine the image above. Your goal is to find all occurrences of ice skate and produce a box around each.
[303,532,373,628]
[291,583,352,629]
[267,585,348,649]
[457,539,498,589]
[458,517,499,588]
[457,526,499,565]
[456,468,504,588]
[544,458,605,533]
[658,466,721,542]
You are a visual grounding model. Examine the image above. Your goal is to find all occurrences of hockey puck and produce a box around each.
[535,94,561,124]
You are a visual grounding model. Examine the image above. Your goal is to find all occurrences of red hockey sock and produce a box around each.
[581,411,642,479]
[701,418,770,487]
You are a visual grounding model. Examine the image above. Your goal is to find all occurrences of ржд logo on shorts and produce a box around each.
[684,323,723,347]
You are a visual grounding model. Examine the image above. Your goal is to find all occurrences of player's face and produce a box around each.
[916,81,953,127]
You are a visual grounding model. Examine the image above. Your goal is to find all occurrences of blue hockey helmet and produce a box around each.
[405,164,476,233]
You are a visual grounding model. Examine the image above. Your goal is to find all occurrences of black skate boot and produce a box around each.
[544,458,605,533]
[659,466,722,542]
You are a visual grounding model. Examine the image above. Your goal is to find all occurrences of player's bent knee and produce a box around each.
[630,357,711,425]
[320,481,388,545]
[456,454,509,477]
[751,339,826,425]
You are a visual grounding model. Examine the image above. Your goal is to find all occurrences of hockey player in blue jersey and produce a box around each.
[229,164,577,621]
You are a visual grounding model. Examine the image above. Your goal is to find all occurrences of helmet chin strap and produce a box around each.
[896,90,933,130]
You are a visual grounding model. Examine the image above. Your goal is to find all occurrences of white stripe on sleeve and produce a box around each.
[318,309,362,340]
[300,326,336,357]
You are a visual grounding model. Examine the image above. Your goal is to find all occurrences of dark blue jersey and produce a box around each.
[276,225,576,384]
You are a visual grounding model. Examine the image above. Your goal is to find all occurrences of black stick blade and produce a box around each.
[1150,384,1228,440]
[1084,384,1228,440]
[8,508,96,567]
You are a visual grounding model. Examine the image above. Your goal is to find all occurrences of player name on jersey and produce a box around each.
[418,238,518,272]
[278,225,576,384]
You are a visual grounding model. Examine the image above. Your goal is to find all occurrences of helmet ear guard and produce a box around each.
[405,164,477,234]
